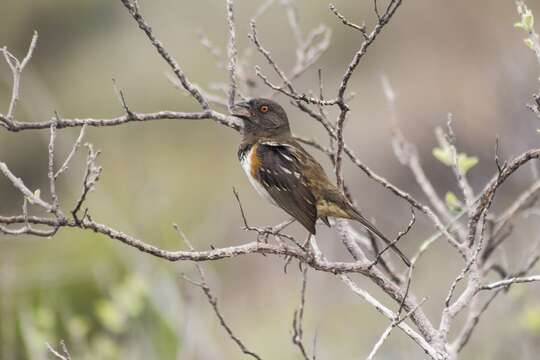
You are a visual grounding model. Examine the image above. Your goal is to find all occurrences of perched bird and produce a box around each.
[231,98,410,266]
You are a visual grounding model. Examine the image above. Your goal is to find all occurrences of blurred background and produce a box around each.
[1,0,540,359]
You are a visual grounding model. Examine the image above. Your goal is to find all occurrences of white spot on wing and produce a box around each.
[280,153,294,162]
[280,166,292,175]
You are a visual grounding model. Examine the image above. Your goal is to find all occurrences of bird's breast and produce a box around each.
[238,143,276,205]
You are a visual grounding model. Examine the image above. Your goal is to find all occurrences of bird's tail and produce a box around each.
[349,209,411,267]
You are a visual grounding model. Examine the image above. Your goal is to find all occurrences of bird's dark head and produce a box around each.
[231,98,290,138]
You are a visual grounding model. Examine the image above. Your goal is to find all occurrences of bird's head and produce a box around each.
[231,98,290,138]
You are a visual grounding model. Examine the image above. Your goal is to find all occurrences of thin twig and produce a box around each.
[0,31,38,123]
[54,124,88,178]
[227,0,238,110]
[291,267,313,360]
[479,275,540,290]
[175,225,263,360]
[46,340,71,360]
[119,0,209,109]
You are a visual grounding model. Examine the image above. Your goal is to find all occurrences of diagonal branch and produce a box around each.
[177,225,263,360]
[119,0,209,110]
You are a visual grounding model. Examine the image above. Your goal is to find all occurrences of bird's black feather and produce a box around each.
[255,142,317,234]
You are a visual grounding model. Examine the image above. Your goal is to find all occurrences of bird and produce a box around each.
[231,98,410,266]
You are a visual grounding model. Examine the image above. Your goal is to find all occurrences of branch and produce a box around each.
[119,0,209,109]
[340,276,442,360]
[291,267,314,360]
[365,298,427,360]
[479,275,540,290]
[0,30,38,126]
[1,110,240,132]
[369,206,415,268]
[467,148,540,246]
[54,124,87,178]
[333,0,403,190]
[177,225,263,360]
[227,0,238,109]
[46,340,71,360]
[329,4,368,38]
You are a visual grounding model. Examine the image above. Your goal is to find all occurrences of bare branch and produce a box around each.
[480,275,540,290]
[119,0,209,109]
[340,276,441,359]
[112,79,135,118]
[291,267,313,360]
[369,207,415,268]
[71,143,102,222]
[365,298,427,360]
[451,290,500,355]
[48,117,60,214]
[46,340,71,360]
[54,124,88,178]
[335,0,402,102]
[227,0,238,109]
[0,162,52,211]
[1,110,240,132]
[176,225,263,360]
[329,4,368,38]
[0,30,38,125]
[467,148,540,246]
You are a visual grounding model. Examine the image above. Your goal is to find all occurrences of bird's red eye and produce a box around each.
[260,105,269,113]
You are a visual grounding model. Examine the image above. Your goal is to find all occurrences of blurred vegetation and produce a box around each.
[1,1,540,359]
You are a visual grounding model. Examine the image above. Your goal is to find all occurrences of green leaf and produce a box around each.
[26,189,41,205]
[524,38,535,50]
[515,21,527,30]
[445,192,462,212]
[457,153,478,174]
[433,146,453,166]
[524,11,534,31]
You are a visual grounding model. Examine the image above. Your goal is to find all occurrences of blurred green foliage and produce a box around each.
[8,273,181,360]
[519,304,540,334]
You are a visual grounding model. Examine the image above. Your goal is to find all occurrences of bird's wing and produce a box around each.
[255,141,318,234]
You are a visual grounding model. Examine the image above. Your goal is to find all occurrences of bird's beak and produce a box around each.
[230,101,251,119]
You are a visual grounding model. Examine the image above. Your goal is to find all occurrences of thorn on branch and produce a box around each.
[113,78,136,119]
[494,136,507,175]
